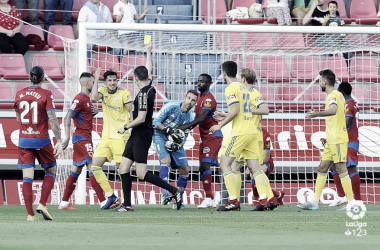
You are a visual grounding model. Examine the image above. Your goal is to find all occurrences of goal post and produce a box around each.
[59,22,380,206]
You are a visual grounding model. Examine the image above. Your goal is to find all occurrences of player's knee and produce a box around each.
[136,168,147,180]
[179,166,189,175]
[161,156,171,165]
[347,165,357,173]
[73,166,83,175]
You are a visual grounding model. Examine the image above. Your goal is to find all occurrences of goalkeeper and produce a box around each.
[153,90,198,209]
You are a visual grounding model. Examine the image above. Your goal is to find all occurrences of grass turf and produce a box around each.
[0,204,379,250]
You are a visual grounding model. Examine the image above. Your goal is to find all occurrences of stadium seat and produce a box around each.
[201,0,227,23]
[20,25,49,51]
[304,85,325,110]
[258,85,278,111]
[276,33,305,50]
[323,56,350,82]
[232,0,264,24]
[276,85,304,111]
[72,0,87,21]
[47,83,65,101]
[153,83,166,109]
[120,55,147,80]
[32,54,64,81]
[351,85,369,110]
[92,54,121,79]
[350,0,379,24]
[147,5,193,21]
[350,57,379,82]
[215,32,243,51]
[327,0,351,24]
[291,56,319,82]
[260,56,290,82]
[0,83,13,101]
[47,25,75,51]
[61,58,91,77]
[245,33,275,51]
[0,54,29,80]
[367,85,380,112]
[231,55,258,71]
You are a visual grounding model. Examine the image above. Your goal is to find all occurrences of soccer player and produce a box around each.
[58,72,108,210]
[14,66,63,221]
[90,69,133,209]
[209,61,268,211]
[214,67,277,211]
[115,43,184,212]
[153,89,198,209]
[329,82,361,208]
[176,74,223,209]
[298,69,355,211]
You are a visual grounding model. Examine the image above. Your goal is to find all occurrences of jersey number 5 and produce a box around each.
[19,101,38,124]
[242,93,252,113]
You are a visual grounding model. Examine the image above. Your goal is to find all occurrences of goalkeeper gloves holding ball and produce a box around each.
[163,127,185,144]
[165,141,181,152]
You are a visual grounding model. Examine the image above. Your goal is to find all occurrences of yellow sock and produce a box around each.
[223,171,237,200]
[313,172,328,202]
[92,166,113,196]
[253,170,267,200]
[340,172,354,202]
[233,171,242,202]
[264,175,274,200]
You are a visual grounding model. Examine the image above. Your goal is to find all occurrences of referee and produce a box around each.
[115,44,184,212]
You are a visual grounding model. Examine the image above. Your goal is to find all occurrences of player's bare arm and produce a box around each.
[213,110,227,122]
[345,116,353,129]
[177,108,209,131]
[91,105,99,117]
[306,105,337,119]
[125,102,133,123]
[15,112,20,126]
[91,67,103,102]
[47,110,63,156]
[210,103,239,133]
[62,111,75,150]
[146,43,153,80]
[263,149,270,164]
[251,103,269,115]
[118,110,147,134]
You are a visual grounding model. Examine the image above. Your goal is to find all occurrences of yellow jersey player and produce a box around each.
[210,61,259,211]
[298,69,354,211]
[90,68,133,209]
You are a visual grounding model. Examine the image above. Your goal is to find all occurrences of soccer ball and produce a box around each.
[167,129,185,143]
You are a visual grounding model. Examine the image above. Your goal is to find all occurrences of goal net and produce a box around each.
[58,23,380,206]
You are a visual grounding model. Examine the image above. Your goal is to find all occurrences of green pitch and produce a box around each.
[0,204,379,250]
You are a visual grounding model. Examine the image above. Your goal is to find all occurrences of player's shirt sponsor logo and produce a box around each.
[22,127,40,135]
[255,97,263,103]
[203,147,210,153]
[228,94,237,101]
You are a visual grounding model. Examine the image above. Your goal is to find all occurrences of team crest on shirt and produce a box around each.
[228,94,237,100]
[204,98,212,107]
[115,97,119,101]
[255,97,263,103]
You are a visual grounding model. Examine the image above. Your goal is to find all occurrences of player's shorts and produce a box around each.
[73,140,93,166]
[322,143,348,164]
[266,159,274,176]
[17,144,56,169]
[153,136,188,168]
[199,136,223,166]
[93,137,127,163]
[123,128,153,164]
[222,134,263,164]
[346,147,358,167]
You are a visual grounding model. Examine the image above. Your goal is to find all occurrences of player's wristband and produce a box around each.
[124,124,128,131]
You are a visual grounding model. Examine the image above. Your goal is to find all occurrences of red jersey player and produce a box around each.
[59,72,108,210]
[14,66,63,221]
[177,74,223,209]
[330,82,361,208]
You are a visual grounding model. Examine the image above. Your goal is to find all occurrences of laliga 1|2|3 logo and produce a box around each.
[344,200,367,237]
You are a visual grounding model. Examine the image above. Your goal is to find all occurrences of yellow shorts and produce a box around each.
[93,138,127,163]
[322,143,348,164]
[220,134,263,163]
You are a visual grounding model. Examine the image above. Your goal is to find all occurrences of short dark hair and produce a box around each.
[134,66,149,81]
[30,66,45,84]
[80,72,94,79]
[103,70,117,81]
[329,1,338,7]
[222,61,238,78]
[338,82,352,96]
[199,74,212,84]
[186,89,198,98]
[319,69,336,86]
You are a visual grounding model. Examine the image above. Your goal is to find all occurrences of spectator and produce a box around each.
[44,0,73,32]
[14,0,39,25]
[265,0,293,26]
[77,0,113,59]
[112,0,149,56]
[0,0,29,55]
[292,0,316,26]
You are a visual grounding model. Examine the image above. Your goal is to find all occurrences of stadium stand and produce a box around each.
[0,83,13,101]
[231,0,264,24]
[323,56,351,82]
[350,56,379,82]
[47,25,75,51]
[350,0,379,25]
[201,0,227,23]
[304,85,325,110]
[0,54,29,80]
[31,54,64,81]
[20,25,49,51]
[277,84,305,111]
[368,85,380,112]
[276,33,305,50]
[120,55,147,80]
[327,0,351,24]
[72,0,87,21]
[258,85,278,111]
[92,54,121,79]
[47,83,65,101]
[260,56,290,82]
[245,33,275,50]
[291,56,319,82]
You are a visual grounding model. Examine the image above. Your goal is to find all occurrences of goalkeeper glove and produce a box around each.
[165,141,181,152]
[163,127,185,144]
